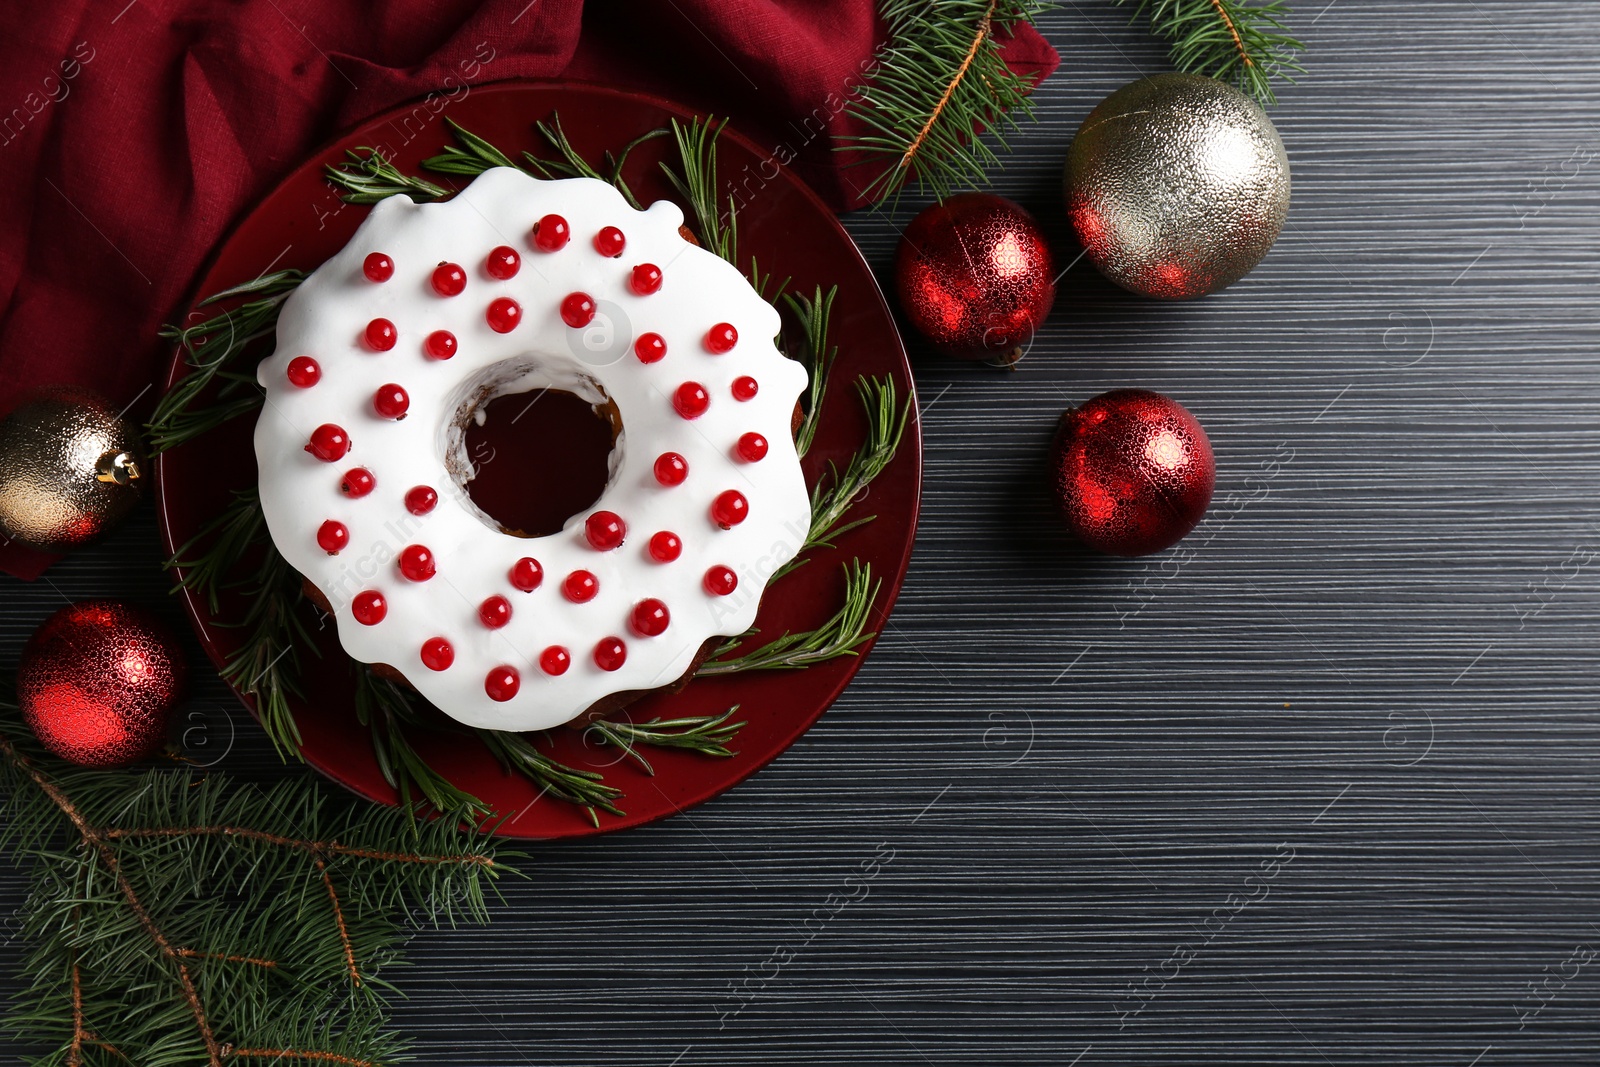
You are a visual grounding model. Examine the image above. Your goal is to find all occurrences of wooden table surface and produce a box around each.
[5,2,1600,1063]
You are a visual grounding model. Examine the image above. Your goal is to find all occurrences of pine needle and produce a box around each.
[841,0,1048,204]
[1115,0,1305,105]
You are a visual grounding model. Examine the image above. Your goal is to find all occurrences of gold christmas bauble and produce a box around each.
[1064,73,1291,299]
[0,388,144,552]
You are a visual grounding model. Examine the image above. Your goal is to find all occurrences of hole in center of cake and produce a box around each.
[459,388,618,538]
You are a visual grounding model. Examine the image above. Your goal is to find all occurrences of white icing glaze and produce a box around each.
[254,168,809,730]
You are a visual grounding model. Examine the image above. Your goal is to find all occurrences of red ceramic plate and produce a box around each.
[156,81,921,839]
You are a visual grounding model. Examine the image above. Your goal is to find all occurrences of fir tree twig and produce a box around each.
[1115,0,1305,105]
[0,683,508,1067]
[841,0,1048,204]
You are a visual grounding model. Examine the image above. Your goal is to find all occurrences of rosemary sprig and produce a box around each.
[661,117,738,262]
[841,0,1048,204]
[698,562,880,676]
[420,117,522,176]
[218,546,314,758]
[480,731,625,828]
[324,147,448,204]
[354,669,491,823]
[585,706,745,776]
[167,486,265,614]
[772,375,911,581]
[782,285,840,458]
[1115,0,1304,105]
[148,269,303,454]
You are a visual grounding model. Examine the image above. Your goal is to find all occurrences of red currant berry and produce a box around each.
[399,544,436,581]
[673,382,709,419]
[365,318,397,351]
[424,330,457,360]
[287,356,321,387]
[485,666,520,702]
[654,452,688,486]
[732,376,759,401]
[317,520,349,554]
[305,424,351,462]
[363,252,394,282]
[705,322,738,353]
[563,570,599,603]
[712,490,749,528]
[486,245,520,279]
[404,485,437,515]
[634,332,667,363]
[595,226,626,257]
[630,598,670,637]
[593,636,628,671]
[648,531,682,562]
[352,590,387,625]
[420,637,454,671]
[479,595,511,629]
[340,468,376,498]
[585,511,627,550]
[539,646,571,675]
[630,263,663,295]
[431,262,467,296]
[736,433,769,462]
[486,297,522,333]
[532,214,570,251]
[510,557,543,592]
[373,383,409,419]
[560,292,596,328]
[704,565,738,596]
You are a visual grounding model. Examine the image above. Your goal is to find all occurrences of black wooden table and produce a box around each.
[5,3,1599,1063]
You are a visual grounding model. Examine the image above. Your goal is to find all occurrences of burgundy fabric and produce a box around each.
[0,0,1056,579]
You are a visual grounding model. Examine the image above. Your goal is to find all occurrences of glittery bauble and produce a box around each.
[1064,73,1290,299]
[0,388,144,552]
[18,601,186,768]
[1050,389,1215,557]
[894,193,1055,363]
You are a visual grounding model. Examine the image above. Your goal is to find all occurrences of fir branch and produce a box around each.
[324,148,448,205]
[0,685,506,1067]
[1116,0,1305,105]
[773,375,911,581]
[149,270,302,454]
[698,563,880,676]
[660,117,738,263]
[584,706,745,776]
[479,731,625,829]
[780,286,840,458]
[842,0,1047,204]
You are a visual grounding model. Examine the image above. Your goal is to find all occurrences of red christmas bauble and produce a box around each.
[894,193,1055,363]
[18,601,187,768]
[1050,389,1215,557]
